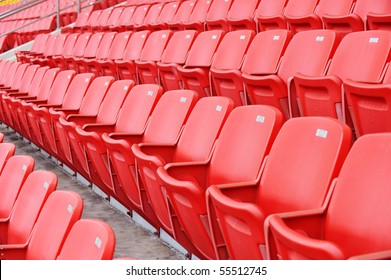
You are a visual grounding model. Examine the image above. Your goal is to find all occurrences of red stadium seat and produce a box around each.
[0,143,16,174]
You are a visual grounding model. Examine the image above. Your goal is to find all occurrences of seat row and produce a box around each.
[1,67,390,259]
[0,139,116,260]
[66,0,391,35]
[13,29,391,137]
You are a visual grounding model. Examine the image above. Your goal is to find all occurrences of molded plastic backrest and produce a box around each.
[83,32,104,58]
[10,63,29,90]
[96,8,113,27]
[7,171,57,244]
[43,35,58,56]
[242,30,291,75]
[173,96,234,162]
[325,134,391,257]
[106,7,124,26]
[142,90,198,144]
[353,0,391,21]
[142,3,163,25]
[161,30,197,64]
[60,73,94,109]
[107,32,132,60]
[327,31,391,83]
[184,30,224,67]
[206,0,233,21]
[131,4,150,26]
[208,105,283,185]
[188,0,212,23]
[256,0,288,17]
[87,10,102,25]
[46,70,76,105]
[95,32,117,60]
[30,34,49,53]
[3,62,20,87]
[52,34,69,56]
[211,30,255,70]
[62,34,80,57]
[57,219,115,260]
[258,117,352,214]
[95,80,134,123]
[114,84,163,133]
[122,30,150,60]
[228,0,259,20]
[155,1,180,24]
[316,0,355,18]
[18,64,40,93]
[73,11,91,27]
[72,33,92,57]
[172,0,196,23]
[278,30,339,83]
[139,30,172,61]
[117,6,136,26]
[0,155,35,219]
[0,143,16,174]
[34,68,60,100]
[284,0,318,18]
[25,191,83,260]
[78,76,115,115]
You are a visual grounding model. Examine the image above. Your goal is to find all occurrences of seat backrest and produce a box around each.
[242,29,292,75]
[161,30,197,64]
[171,0,196,24]
[142,3,163,25]
[228,0,259,21]
[184,30,224,67]
[107,31,132,60]
[206,0,234,22]
[73,11,91,27]
[10,63,29,90]
[122,30,150,61]
[30,33,49,54]
[0,155,35,219]
[0,61,11,84]
[130,4,150,26]
[315,0,355,18]
[71,33,92,57]
[78,76,115,116]
[256,0,288,18]
[324,133,391,257]
[188,0,212,23]
[211,30,255,71]
[207,105,283,185]
[17,64,40,93]
[25,190,83,260]
[62,33,80,57]
[173,96,234,162]
[353,0,391,22]
[258,117,352,215]
[34,68,60,101]
[83,32,105,59]
[2,62,20,87]
[327,30,391,83]
[0,143,16,174]
[155,1,180,25]
[95,80,134,124]
[56,219,115,260]
[87,10,102,26]
[139,30,172,62]
[46,70,76,105]
[96,8,113,27]
[42,35,58,56]
[60,73,94,110]
[6,171,57,245]
[278,30,339,83]
[283,0,318,18]
[117,6,136,26]
[114,84,163,134]
[106,7,124,27]
[95,32,117,60]
[52,34,69,56]
[142,90,198,144]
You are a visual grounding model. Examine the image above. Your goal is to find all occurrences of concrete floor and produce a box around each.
[0,126,186,260]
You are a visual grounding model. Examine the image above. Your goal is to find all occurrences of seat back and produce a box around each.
[187,0,212,24]
[78,76,115,116]
[284,0,318,18]
[30,34,49,54]
[73,11,91,28]
[107,32,132,61]
[95,80,134,124]
[6,171,57,245]
[71,33,92,57]
[114,84,163,134]
[0,143,16,174]
[122,30,150,61]
[241,29,291,75]
[62,34,80,57]
[206,0,233,23]
[161,30,197,64]
[117,6,136,26]
[17,64,40,94]
[353,0,391,23]
[2,62,20,88]
[25,191,83,260]
[106,7,124,27]
[324,134,391,257]
[208,105,283,185]
[9,63,29,90]
[60,73,94,110]
[96,8,113,28]
[83,32,104,59]
[95,32,117,60]
[142,90,198,144]
[87,10,103,26]
[171,0,196,25]
[316,0,355,18]
[184,30,224,68]
[227,0,259,26]
[139,30,172,62]
[142,3,163,25]
[42,35,58,57]
[259,117,352,214]
[154,1,180,26]
[256,0,289,31]
[33,68,60,101]
[130,4,150,26]
[56,219,115,260]
[46,70,76,105]
[173,96,234,162]
[52,34,69,56]
[0,155,35,219]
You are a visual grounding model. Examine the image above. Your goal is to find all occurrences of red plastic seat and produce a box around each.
[134,3,163,30]
[65,10,92,33]
[116,30,150,82]
[65,33,92,72]
[167,0,196,31]
[244,30,339,119]
[208,117,352,260]
[269,133,391,260]
[52,33,80,70]
[73,32,105,74]
[76,84,163,197]
[182,0,212,32]
[150,1,180,30]
[0,155,35,221]
[205,0,233,32]
[132,96,233,246]
[0,190,83,260]
[0,62,21,89]
[135,30,173,85]
[101,6,125,31]
[56,219,116,260]
[0,143,16,174]
[36,34,69,68]
[109,6,137,32]
[177,30,224,98]
[123,4,151,30]
[255,0,289,32]
[90,9,113,32]
[210,30,255,107]
[103,90,198,224]
[295,31,391,124]
[156,105,283,259]
[228,0,260,31]
[0,171,57,247]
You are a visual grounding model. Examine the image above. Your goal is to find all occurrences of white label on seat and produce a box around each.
[191,3,194,6]
[174,4,177,7]
[147,90,154,96]
[142,34,146,38]
[180,97,187,103]
[86,36,90,39]
[124,86,128,91]
[207,0,211,4]
[186,35,191,39]
[316,129,328,138]
[85,78,89,82]
[67,75,71,79]
[104,81,109,86]
[144,7,147,10]
[99,36,102,39]
[67,204,73,213]
[240,35,246,40]
[316,36,324,42]
[216,105,222,112]
[43,182,49,190]
[125,35,129,39]
[256,115,265,123]
[212,35,218,40]
[159,6,162,9]
[273,35,280,40]
[225,0,229,2]
[162,34,167,38]
[22,164,27,171]
[370,37,379,43]
[95,237,102,248]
